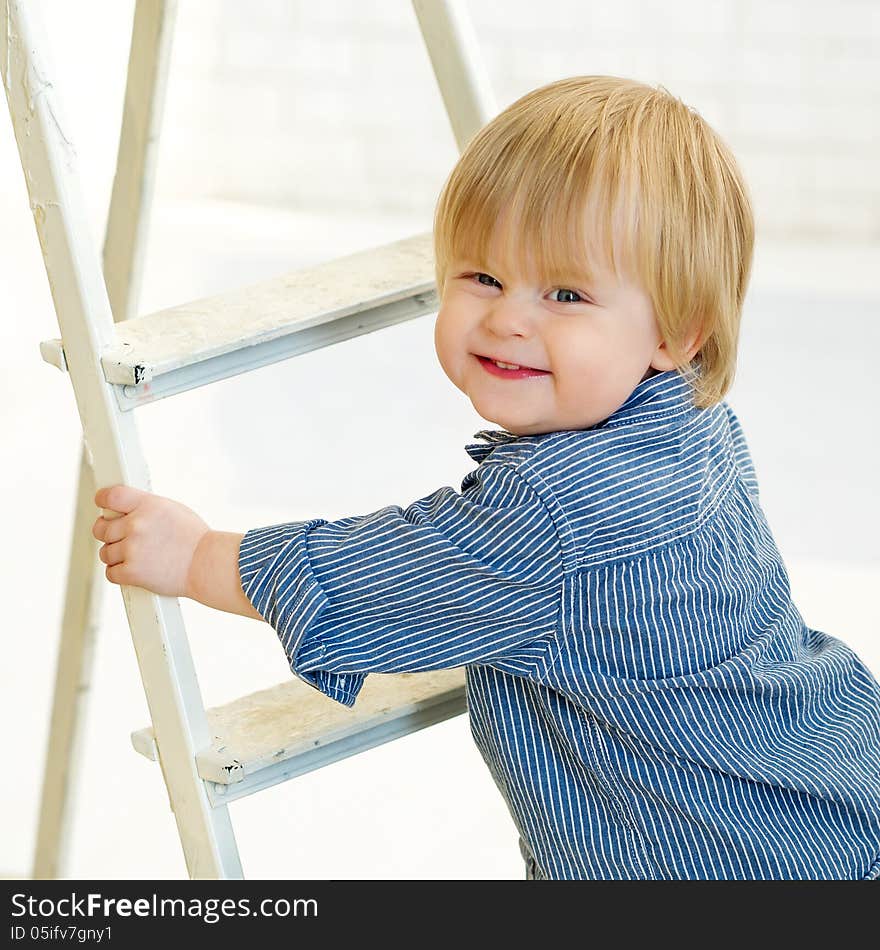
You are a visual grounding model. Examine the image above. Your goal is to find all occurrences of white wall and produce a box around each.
[158,0,879,238]
[25,0,880,248]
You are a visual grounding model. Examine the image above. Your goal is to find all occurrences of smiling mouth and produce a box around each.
[475,355,550,378]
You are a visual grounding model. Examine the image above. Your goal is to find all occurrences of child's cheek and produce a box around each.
[433,312,463,387]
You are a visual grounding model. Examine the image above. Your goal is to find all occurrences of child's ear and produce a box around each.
[650,327,703,372]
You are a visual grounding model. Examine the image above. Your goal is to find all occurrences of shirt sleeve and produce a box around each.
[238,461,565,706]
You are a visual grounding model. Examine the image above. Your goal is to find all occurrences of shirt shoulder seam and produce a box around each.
[486,455,579,575]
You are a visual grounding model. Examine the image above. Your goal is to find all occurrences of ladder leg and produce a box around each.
[103,0,178,325]
[3,0,242,879]
[32,445,102,879]
[411,0,497,150]
[31,0,180,882]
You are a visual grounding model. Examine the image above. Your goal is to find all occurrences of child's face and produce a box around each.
[434,244,669,435]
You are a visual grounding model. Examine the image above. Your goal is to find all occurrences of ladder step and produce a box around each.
[41,232,437,410]
[131,668,466,805]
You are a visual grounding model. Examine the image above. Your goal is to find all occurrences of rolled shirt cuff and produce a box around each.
[238,520,364,706]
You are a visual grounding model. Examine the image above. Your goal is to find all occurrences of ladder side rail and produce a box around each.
[2,0,242,879]
[31,446,104,879]
[103,0,178,325]
[31,0,179,881]
[411,0,497,151]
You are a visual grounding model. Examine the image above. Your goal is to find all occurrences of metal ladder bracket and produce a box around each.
[40,338,68,372]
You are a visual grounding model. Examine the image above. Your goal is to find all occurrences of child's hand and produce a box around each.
[92,485,211,598]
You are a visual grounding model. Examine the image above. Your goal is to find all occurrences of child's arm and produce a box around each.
[92,485,264,621]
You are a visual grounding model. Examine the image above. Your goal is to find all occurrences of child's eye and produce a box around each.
[472,272,501,288]
[550,288,587,304]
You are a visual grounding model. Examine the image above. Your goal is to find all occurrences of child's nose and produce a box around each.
[483,297,533,338]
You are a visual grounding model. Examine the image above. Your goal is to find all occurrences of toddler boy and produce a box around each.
[93,76,880,879]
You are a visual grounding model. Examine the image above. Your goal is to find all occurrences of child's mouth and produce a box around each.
[476,355,550,379]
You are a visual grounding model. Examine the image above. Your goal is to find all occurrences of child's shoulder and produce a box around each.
[466,371,720,474]
[468,409,713,470]
[464,375,749,507]
[468,398,740,512]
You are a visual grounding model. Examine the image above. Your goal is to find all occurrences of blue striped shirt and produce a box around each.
[239,370,880,879]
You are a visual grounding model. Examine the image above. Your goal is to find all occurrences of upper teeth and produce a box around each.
[494,360,521,370]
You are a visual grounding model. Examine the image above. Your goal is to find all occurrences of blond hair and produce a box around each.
[433,76,754,408]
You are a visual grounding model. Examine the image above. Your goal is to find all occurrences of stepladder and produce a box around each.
[3,0,497,879]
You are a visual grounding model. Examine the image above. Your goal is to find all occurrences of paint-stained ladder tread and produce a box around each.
[131,668,466,787]
[97,231,435,386]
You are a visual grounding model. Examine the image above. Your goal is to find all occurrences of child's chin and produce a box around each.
[473,405,541,435]
[471,400,513,430]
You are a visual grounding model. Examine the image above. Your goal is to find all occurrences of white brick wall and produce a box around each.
[151,0,879,240]
[22,0,880,242]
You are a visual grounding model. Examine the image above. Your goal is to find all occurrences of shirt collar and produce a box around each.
[464,370,697,463]
[464,427,521,463]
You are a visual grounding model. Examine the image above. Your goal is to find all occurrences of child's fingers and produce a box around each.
[98,540,126,567]
[94,485,142,517]
[104,563,127,587]
[93,515,127,545]
[92,516,110,541]
[91,515,124,543]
